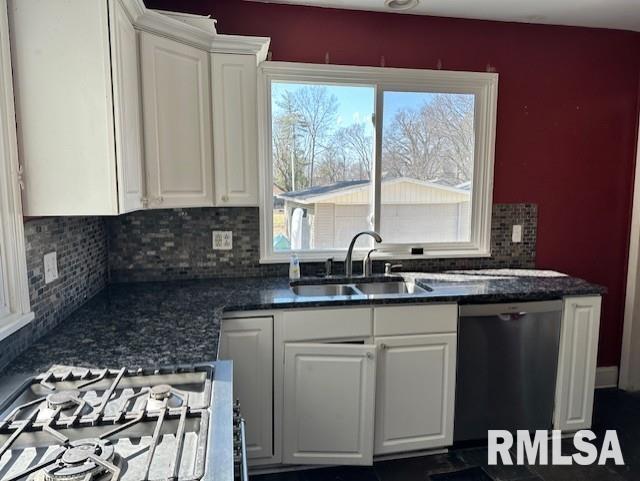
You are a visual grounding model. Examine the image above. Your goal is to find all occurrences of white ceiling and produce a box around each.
[245,0,640,32]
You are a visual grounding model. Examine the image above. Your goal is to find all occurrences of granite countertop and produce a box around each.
[1,270,605,376]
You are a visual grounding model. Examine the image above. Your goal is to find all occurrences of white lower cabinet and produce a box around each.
[219,316,273,462]
[282,343,377,466]
[553,295,602,431]
[374,334,457,455]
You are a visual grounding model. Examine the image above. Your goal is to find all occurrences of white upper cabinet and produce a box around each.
[8,0,143,215]
[111,0,145,213]
[554,295,602,431]
[212,53,259,206]
[140,33,214,209]
[8,0,270,215]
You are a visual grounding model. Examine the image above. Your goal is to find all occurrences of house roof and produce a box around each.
[277,177,471,204]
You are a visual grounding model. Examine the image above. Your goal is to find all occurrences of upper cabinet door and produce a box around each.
[554,296,602,431]
[283,343,376,466]
[110,0,145,213]
[211,53,259,206]
[140,32,214,209]
[374,334,457,455]
[8,0,119,215]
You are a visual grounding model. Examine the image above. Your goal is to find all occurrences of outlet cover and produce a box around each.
[512,224,523,243]
[44,251,59,284]
[212,231,233,250]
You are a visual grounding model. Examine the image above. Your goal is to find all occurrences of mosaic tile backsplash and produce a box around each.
[0,217,108,370]
[107,203,537,282]
[0,204,535,371]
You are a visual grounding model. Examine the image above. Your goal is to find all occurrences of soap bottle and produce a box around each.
[289,254,301,280]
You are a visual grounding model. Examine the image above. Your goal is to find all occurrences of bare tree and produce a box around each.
[272,87,473,194]
[277,86,338,187]
[337,123,373,180]
[382,93,474,185]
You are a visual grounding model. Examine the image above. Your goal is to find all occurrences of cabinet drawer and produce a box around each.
[281,308,372,341]
[374,304,458,336]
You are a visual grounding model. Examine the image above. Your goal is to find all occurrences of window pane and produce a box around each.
[380,91,475,244]
[271,82,376,251]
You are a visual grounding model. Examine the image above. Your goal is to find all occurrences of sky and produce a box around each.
[272,81,447,135]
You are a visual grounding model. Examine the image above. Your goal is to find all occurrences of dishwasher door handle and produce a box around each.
[459,300,563,317]
[498,312,527,321]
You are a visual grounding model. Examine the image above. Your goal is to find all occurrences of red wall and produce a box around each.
[147,0,640,367]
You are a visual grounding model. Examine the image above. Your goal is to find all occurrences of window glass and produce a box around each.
[271,82,376,251]
[380,91,475,244]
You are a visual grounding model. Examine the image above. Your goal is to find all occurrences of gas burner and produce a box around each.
[40,439,119,481]
[149,384,172,401]
[46,390,81,410]
[146,384,186,411]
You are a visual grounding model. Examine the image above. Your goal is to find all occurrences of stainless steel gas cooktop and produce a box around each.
[0,362,239,481]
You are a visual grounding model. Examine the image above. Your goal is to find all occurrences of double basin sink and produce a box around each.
[290,279,430,298]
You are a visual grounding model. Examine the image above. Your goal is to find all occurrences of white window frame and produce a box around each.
[258,61,498,264]
[0,0,34,340]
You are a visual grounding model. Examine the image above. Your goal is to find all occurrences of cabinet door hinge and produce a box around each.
[17,164,25,190]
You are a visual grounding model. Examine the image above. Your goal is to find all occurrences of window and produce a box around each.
[0,0,33,338]
[259,62,497,262]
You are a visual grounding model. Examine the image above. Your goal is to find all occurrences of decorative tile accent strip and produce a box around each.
[0,217,108,371]
[107,204,537,282]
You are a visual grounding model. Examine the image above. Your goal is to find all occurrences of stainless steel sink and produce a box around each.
[354,281,427,296]
[290,279,430,297]
[290,284,360,297]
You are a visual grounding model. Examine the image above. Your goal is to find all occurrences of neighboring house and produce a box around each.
[276,177,471,250]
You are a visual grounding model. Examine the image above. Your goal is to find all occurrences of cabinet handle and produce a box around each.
[366,352,374,360]
[380,343,387,350]
[222,195,229,202]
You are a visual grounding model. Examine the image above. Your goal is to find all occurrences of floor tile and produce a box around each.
[298,465,379,481]
[429,466,493,480]
[375,452,466,481]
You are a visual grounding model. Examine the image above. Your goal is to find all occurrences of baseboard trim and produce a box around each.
[595,366,619,389]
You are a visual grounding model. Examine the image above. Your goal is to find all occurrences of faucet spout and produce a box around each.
[345,231,382,277]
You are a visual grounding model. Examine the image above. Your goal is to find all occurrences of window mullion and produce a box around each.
[372,84,384,234]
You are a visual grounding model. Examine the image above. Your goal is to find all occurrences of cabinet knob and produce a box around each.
[222,195,229,202]
[380,343,387,350]
[366,352,374,360]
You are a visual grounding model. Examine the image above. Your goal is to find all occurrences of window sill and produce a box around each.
[0,311,35,343]
[260,248,491,264]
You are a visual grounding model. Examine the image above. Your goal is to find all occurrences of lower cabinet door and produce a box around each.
[219,317,273,462]
[283,343,377,466]
[374,334,457,455]
[553,296,602,431]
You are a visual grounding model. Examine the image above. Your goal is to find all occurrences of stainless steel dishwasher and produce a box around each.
[454,300,563,442]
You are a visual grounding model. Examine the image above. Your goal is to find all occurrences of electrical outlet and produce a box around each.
[43,251,59,284]
[512,224,523,243]
[212,231,233,250]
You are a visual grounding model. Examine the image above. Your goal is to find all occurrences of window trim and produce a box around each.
[0,0,34,340]
[258,61,498,264]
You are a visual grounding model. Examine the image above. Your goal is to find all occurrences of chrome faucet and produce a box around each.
[345,231,382,277]
[363,249,377,277]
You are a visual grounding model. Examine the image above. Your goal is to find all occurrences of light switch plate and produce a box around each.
[512,225,523,243]
[212,231,233,250]
[43,251,59,284]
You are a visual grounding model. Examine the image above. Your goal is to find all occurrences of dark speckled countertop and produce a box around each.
[1,270,605,376]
